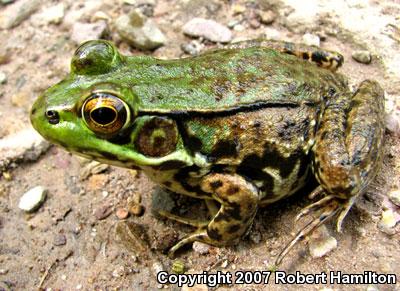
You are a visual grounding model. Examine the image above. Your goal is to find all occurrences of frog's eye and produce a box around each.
[71,40,123,75]
[82,93,130,136]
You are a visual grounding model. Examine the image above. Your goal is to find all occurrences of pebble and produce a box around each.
[379,209,398,229]
[71,21,108,44]
[388,189,400,206]
[192,241,210,255]
[352,50,372,64]
[183,18,232,43]
[53,234,67,246]
[112,266,125,278]
[308,225,337,258]
[115,10,166,50]
[152,261,164,276]
[249,230,262,244]
[36,3,65,25]
[366,285,379,291]
[171,260,185,274]
[385,110,400,136]
[11,92,30,108]
[259,10,276,25]
[18,186,47,212]
[263,27,281,41]
[302,33,320,47]
[232,4,246,15]
[128,202,144,217]
[0,0,41,29]
[94,204,113,220]
[180,40,203,55]
[0,269,8,275]
[0,71,6,84]
[116,207,129,219]
[124,0,156,5]
[80,161,109,180]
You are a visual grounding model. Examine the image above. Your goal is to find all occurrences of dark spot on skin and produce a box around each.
[302,52,310,60]
[227,224,241,234]
[207,228,223,240]
[155,160,187,171]
[224,202,242,220]
[210,180,223,190]
[320,131,328,141]
[31,107,36,115]
[210,139,239,160]
[213,212,231,223]
[227,186,239,195]
[174,166,211,198]
[311,51,328,65]
[253,121,261,128]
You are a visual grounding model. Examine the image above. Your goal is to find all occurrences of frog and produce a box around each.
[30,39,385,265]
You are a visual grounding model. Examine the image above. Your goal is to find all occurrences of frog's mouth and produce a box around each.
[30,95,193,169]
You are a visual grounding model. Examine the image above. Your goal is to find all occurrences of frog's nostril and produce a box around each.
[45,110,60,124]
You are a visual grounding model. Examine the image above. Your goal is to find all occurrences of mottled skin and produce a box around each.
[30,39,385,265]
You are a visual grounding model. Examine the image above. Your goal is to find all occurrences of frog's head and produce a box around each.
[31,40,193,169]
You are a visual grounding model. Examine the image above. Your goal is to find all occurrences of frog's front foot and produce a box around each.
[167,173,260,257]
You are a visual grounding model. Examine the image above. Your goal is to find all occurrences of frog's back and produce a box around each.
[128,46,347,114]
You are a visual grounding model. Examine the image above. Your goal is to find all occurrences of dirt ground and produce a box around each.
[0,0,399,290]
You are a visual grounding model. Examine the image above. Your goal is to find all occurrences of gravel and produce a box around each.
[352,50,372,64]
[18,186,47,212]
[182,18,232,43]
[115,10,166,50]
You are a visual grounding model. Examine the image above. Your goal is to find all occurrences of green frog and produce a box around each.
[30,39,385,265]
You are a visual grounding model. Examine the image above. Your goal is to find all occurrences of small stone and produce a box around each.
[249,18,261,29]
[302,33,320,47]
[259,10,276,25]
[263,27,281,41]
[171,260,185,274]
[220,260,228,268]
[112,266,125,278]
[181,40,204,56]
[388,189,400,206]
[91,11,111,23]
[128,202,144,217]
[379,209,397,229]
[352,50,372,64]
[183,18,232,43]
[0,0,41,29]
[309,225,337,258]
[53,234,67,246]
[152,261,164,276]
[36,3,64,25]
[192,241,210,255]
[71,21,108,44]
[94,204,113,220]
[249,230,262,244]
[385,110,400,136]
[124,0,156,5]
[115,10,166,50]
[233,24,245,32]
[366,285,379,291]
[80,161,109,180]
[232,4,246,15]
[116,208,129,220]
[0,48,11,65]
[18,186,47,212]
[0,71,6,84]
[0,269,8,275]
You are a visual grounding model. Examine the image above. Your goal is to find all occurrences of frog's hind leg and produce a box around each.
[225,39,344,72]
[275,80,385,266]
[168,173,260,257]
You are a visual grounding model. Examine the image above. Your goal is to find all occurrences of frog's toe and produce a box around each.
[156,209,209,228]
[276,197,342,266]
[168,229,209,257]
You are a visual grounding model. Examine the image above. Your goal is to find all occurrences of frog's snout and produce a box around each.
[44,109,60,124]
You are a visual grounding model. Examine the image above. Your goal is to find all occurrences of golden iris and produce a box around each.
[82,93,129,136]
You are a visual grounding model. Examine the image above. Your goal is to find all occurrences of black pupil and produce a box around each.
[91,107,116,125]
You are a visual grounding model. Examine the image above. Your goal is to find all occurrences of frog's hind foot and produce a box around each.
[274,195,344,266]
[225,39,344,71]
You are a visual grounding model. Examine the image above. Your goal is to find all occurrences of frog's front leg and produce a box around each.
[168,173,260,256]
[276,80,385,265]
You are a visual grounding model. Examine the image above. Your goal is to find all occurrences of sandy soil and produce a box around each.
[0,0,399,290]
